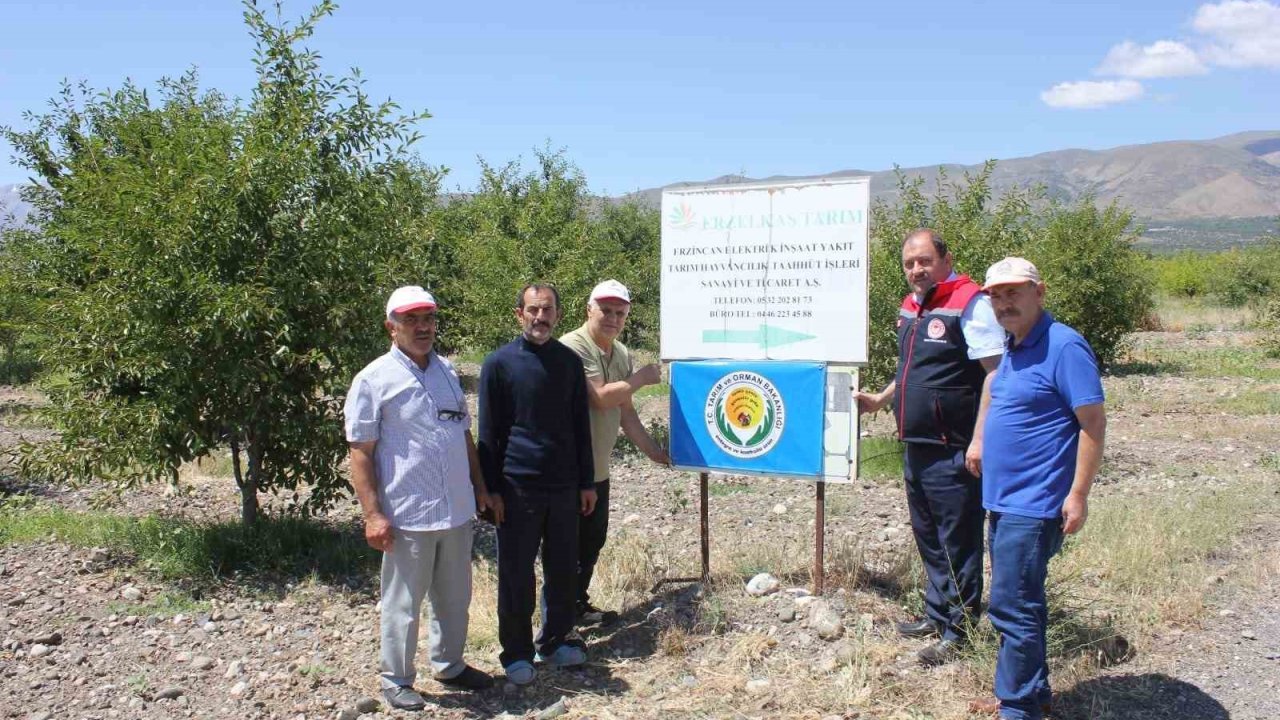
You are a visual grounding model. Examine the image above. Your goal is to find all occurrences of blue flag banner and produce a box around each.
[670,360,825,477]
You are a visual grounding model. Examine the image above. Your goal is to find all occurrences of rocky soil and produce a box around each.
[2,329,1278,719]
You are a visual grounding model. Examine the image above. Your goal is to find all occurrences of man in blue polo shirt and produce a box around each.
[967,258,1107,720]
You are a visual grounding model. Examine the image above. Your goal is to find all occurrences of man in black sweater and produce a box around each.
[478,284,596,686]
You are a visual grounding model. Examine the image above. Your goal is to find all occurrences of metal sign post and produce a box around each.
[814,480,826,595]
[650,471,710,592]
[656,176,871,596]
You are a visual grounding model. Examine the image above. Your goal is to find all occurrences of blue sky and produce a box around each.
[1,0,1277,194]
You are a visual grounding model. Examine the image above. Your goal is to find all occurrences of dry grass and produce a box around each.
[1150,295,1252,332]
[1056,481,1272,629]
[496,472,1280,719]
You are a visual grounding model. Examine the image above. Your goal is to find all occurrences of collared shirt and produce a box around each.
[559,324,634,483]
[982,311,1105,519]
[917,272,1004,360]
[343,345,475,531]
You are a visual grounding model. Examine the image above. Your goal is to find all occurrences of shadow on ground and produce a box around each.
[1054,673,1228,720]
[412,584,709,719]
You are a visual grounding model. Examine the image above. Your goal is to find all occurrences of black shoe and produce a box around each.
[383,685,427,711]
[896,618,941,639]
[436,665,493,691]
[576,601,619,626]
[917,637,964,667]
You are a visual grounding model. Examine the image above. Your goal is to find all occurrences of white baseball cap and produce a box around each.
[983,257,1042,290]
[589,279,631,304]
[385,286,437,319]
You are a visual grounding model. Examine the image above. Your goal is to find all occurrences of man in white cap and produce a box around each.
[559,279,669,625]
[343,286,502,710]
[967,259,1106,720]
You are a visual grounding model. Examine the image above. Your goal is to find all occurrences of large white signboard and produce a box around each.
[660,177,870,362]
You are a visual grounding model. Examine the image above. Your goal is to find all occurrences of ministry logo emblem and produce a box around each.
[705,371,785,458]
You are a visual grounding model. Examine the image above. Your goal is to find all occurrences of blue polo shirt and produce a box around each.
[982,311,1104,519]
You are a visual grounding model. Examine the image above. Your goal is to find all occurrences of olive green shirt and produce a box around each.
[559,323,634,483]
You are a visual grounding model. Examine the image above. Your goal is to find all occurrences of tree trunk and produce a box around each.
[230,436,259,526]
[243,435,263,526]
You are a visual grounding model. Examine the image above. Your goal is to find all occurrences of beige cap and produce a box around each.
[983,257,1042,290]
[589,279,631,304]
[385,286,437,319]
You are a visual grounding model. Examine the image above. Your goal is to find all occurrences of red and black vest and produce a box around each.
[893,275,988,447]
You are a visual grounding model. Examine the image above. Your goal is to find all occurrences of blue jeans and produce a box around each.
[987,512,1064,720]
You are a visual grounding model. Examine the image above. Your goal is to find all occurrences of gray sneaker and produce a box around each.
[534,644,587,667]
[382,685,427,711]
[504,660,536,685]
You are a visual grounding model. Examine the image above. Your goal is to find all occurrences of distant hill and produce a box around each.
[5,131,1278,247]
[626,131,1280,248]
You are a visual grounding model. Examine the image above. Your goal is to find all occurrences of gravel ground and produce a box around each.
[2,330,1279,720]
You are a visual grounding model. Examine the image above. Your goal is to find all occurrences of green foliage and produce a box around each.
[431,150,661,354]
[1148,236,1280,308]
[1151,251,1214,298]
[1261,297,1280,359]
[1205,240,1280,307]
[1030,200,1152,370]
[866,163,1151,387]
[0,2,441,522]
[0,495,379,587]
[0,232,41,383]
[614,418,671,459]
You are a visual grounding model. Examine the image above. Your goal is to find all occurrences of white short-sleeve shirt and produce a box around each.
[343,346,475,531]
[916,272,1005,361]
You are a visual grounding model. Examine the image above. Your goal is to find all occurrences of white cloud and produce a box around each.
[1096,40,1208,77]
[1040,80,1145,109]
[1193,0,1280,68]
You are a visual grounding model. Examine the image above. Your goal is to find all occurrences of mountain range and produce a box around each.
[4,131,1278,248]
[630,131,1280,232]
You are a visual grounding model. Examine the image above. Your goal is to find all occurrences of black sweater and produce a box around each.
[477,335,594,493]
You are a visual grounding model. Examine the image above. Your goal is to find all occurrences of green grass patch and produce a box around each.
[708,481,754,497]
[452,349,488,365]
[187,452,236,479]
[858,436,903,480]
[1261,453,1280,472]
[0,496,378,589]
[106,590,209,618]
[633,381,669,400]
[1213,388,1280,415]
[706,479,752,497]
[1117,345,1280,381]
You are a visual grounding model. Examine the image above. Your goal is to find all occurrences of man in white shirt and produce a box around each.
[344,286,503,710]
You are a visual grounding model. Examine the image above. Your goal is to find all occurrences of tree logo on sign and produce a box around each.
[705,372,785,458]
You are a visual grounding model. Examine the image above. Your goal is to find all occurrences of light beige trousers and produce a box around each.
[379,521,472,689]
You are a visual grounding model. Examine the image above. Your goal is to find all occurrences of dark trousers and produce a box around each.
[496,486,579,667]
[577,479,610,606]
[903,442,984,642]
[988,512,1063,720]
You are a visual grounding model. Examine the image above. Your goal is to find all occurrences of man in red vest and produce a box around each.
[856,228,1004,665]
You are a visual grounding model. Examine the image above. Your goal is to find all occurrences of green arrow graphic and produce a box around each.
[701,324,816,348]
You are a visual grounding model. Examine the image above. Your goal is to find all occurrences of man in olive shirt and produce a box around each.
[560,280,670,624]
